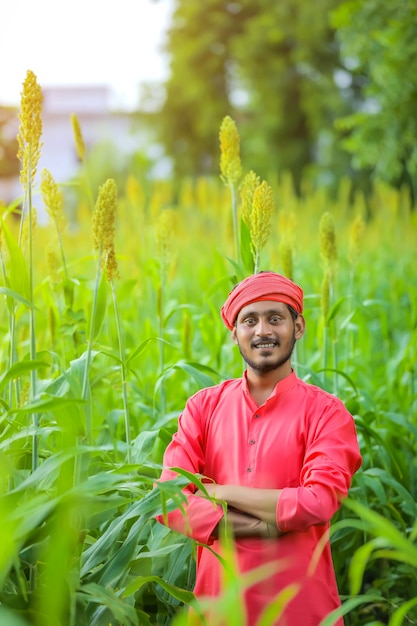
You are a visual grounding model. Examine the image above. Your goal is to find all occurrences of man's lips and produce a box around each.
[253,342,277,349]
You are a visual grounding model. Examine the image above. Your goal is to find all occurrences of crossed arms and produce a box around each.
[196,483,283,538]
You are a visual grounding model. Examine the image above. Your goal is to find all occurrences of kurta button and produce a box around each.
[254,414,259,419]
[249,439,255,445]
[247,467,252,472]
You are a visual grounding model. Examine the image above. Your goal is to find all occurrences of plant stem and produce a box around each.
[157,278,166,415]
[254,249,260,274]
[81,249,103,442]
[111,281,131,464]
[27,167,39,472]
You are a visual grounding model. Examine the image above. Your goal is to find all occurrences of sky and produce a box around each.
[1,0,174,109]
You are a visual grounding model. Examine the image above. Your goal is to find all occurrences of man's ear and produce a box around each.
[231,326,238,344]
[295,314,306,340]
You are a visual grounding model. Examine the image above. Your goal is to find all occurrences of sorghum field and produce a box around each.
[0,71,416,626]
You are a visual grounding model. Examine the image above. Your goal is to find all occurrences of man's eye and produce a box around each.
[270,316,281,323]
[244,318,256,325]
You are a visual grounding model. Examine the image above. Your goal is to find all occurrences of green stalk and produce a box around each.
[254,248,260,274]
[322,324,328,386]
[0,246,17,407]
[81,248,102,442]
[54,215,69,281]
[329,274,338,394]
[345,266,356,371]
[111,281,131,464]
[158,267,166,415]
[25,162,39,472]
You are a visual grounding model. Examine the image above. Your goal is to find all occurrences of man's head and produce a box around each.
[221,272,305,376]
[221,271,304,330]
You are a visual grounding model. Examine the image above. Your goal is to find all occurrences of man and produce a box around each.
[156,272,362,625]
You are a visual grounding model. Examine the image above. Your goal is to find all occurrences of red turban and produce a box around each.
[221,272,304,330]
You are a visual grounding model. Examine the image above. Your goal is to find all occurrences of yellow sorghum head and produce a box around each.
[240,170,260,231]
[46,243,60,287]
[41,169,64,222]
[105,244,120,281]
[348,213,365,268]
[70,113,86,162]
[19,381,30,408]
[17,70,43,187]
[319,211,337,269]
[219,115,242,186]
[149,181,173,222]
[155,208,176,267]
[278,209,297,243]
[126,174,145,211]
[250,180,274,253]
[48,306,56,345]
[196,177,209,210]
[92,179,118,273]
[179,179,194,209]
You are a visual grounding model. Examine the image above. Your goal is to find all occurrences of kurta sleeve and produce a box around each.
[155,395,224,545]
[277,397,362,533]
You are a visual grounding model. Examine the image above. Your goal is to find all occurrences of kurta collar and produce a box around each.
[242,369,298,401]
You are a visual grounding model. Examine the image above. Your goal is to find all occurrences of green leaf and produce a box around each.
[1,220,30,301]
[0,358,50,395]
[13,394,85,415]
[172,361,218,388]
[0,287,34,310]
[91,268,107,340]
[326,295,350,324]
[126,337,168,365]
[349,540,377,595]
[78,582,138,626]
[0,607,30,626]
[123,574,195,604]
[389,596,417,626]
[343,499,417,565]
[319,593,386,626]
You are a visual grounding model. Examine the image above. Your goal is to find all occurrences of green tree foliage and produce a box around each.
[156,1,252,178]
[332,0,417,198]
[231,0,350,191]
[155,0,351,190]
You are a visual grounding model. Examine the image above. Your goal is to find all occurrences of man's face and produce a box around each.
[231,300,305,374]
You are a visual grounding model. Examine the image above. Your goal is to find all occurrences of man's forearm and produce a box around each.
[213,509,281,538]
[199,484,282,528]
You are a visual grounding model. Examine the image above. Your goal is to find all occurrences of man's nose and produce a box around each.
[256,319,272,335]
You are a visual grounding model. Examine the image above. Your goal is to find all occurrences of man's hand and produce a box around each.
[211,510,281,539]
[196,483,283,534]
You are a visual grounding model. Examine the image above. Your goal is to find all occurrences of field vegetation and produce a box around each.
[0,71,416,626]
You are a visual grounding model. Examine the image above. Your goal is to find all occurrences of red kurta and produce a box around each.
[156,371,362,626]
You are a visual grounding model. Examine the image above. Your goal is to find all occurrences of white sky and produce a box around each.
[1,0,173,109]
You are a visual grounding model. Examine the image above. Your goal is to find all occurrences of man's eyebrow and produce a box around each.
[240,308,285,317]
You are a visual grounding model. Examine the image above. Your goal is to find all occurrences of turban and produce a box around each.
[221,271,304,330]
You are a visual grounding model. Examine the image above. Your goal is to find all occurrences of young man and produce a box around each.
[156,272,362,626]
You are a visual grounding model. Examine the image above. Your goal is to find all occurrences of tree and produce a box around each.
[231,0,350,191]
[332,0,417,200]
[155,1,252,178]
[153,0,352,191]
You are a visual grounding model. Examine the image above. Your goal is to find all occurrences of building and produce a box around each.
[0,85,164,217]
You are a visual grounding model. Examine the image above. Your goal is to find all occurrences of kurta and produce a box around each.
[156,371,362,626]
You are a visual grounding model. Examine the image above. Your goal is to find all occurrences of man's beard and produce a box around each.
[236,333,296,374]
